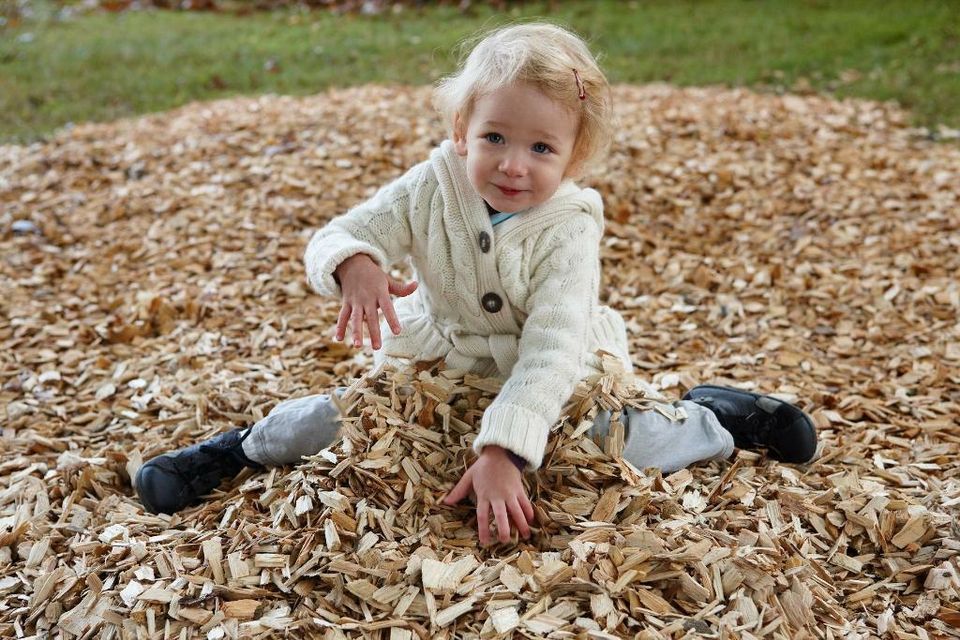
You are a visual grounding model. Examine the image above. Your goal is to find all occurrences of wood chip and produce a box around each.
[421,556,479,593]
[221,599,261,620]
[1,84,957,638]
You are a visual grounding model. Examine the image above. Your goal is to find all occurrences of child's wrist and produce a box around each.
[335,253,374,277]
[481,445,527,472]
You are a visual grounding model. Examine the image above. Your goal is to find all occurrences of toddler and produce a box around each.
[136,23,817,545]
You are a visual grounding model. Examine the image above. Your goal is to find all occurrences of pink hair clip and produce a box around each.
[573,68,586,100]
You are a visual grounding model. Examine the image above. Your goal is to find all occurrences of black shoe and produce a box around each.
[682,385,817,463]
[135,429,262,514]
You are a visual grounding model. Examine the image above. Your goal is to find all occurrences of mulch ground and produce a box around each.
[1,84,958,639]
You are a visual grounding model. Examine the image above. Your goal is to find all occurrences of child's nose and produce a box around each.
[498,154,528,177]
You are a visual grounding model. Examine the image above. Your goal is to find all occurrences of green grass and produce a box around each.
[1,0,959,143]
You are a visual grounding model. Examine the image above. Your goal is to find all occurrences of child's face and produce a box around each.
[453,82,579,214]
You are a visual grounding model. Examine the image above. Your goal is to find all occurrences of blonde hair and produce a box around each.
[433,22,613,175]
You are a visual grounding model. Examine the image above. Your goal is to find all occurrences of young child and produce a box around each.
[136,23,817,544]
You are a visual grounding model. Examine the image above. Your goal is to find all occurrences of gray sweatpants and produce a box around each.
[241,393,734,472]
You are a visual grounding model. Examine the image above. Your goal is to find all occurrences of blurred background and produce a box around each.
[1,0,958,144]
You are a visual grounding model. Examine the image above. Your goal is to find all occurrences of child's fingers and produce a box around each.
[381,296,402,336]
[492,501,511,544]
[351,306,365,348]
[335,304,351,341]
[387,278,418,298]
[366,304,382,350]
[508,498,531,539]
[477,499,491,546]
[443,471,471,506]
[519,492,535,524]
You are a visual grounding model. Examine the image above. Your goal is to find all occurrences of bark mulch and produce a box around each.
[1,85,958,638]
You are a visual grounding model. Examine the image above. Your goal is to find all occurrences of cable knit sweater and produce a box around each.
[304,140,632,470]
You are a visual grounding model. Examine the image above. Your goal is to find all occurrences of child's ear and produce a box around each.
[452,113,467,156]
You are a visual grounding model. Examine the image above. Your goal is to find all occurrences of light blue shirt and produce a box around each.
[489,211,516,227]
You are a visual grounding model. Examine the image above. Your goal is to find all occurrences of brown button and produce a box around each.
[481,292,502,313]
[479,231,491,253]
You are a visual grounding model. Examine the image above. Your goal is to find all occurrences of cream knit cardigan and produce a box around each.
[304,141,632,470]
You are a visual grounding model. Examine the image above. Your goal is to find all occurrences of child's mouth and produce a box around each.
[497,186,523,196]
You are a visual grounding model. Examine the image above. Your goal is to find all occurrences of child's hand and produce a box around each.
[334,254,417,350]
[443,445,535,545]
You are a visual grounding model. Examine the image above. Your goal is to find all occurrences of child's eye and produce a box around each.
[532,142,552,154]
[484,133,504,144]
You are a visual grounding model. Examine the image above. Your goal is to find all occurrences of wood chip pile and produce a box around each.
[1,85,958,638]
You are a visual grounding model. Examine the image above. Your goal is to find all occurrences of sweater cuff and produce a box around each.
[304,238,386,297]
[474,404,550,472]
